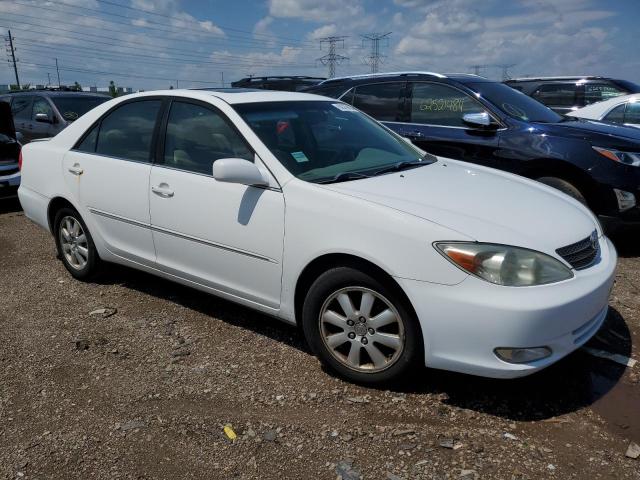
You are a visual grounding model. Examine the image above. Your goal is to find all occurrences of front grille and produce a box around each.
[556,231,599,270]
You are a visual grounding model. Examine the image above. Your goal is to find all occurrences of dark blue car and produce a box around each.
[304,72,640,230]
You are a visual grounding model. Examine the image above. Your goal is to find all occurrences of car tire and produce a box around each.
[536,176,587,205]
[302,266,422,385]
[53,207,101,280]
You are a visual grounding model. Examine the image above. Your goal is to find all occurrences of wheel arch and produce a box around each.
[47,196,79,234]
[293,253,419,328]
[520,159,602,210]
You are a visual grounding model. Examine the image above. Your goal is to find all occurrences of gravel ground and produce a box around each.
[0,198,639,479]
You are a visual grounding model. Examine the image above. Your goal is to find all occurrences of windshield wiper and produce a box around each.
[372,158,434,177]
[314,171,371,184]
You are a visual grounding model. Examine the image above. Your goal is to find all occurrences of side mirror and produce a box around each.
[462,112,496,129]
[212,158,269,187]
[35,113,52,123]
[15,131,24,144]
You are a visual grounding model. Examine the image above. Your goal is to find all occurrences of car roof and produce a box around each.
[4,90,109,97]
[506,76,611,82]
[314,71,492,86]
[567,94,640,118]
[129,89,331,105]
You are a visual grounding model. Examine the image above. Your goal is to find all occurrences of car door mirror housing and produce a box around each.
[463,112,497,129]
[34,113,52,123]
[212,158,270,186]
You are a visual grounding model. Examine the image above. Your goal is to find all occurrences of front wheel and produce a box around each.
[302,267,422,385]
[54,207,101,280]
[536,176,587,205]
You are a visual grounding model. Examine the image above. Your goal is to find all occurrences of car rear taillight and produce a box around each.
[18,150,22,171]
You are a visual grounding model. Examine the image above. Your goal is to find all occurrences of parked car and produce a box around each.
[504,76,640,114]
[0,101,21,198]
[304,72,640,230]
[18,89,615,384]
[231,76,326,92]
[0,91,110,143]
[567,94,640,128]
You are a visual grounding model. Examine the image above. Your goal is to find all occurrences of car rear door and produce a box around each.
[62,98,162,266]
[11,95,34,142]
[530,82,578,114]
[399,81,502,169]
[148,98,285,309]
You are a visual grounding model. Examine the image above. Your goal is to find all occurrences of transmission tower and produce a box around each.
[496,63,516,81]
[317,36,348,78]
[4,30,20,88]
[361,32,391,73]
[469,64,486,76]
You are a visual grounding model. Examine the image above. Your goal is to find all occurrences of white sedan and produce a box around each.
[567,94,640,128]
[18,89,616,384]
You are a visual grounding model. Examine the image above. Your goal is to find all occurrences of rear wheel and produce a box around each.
[53,207,101,280]
[536,176,587,205]
[302,266,422,385]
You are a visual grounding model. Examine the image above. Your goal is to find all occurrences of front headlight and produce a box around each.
[593,146,640,167]
[435,243,574,286]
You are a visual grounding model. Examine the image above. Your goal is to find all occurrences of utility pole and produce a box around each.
[55,57,61,86]
[221,71,224,87]
[47,72,51,86]
[317,36,348,78]
[361,32,391,74]
[4,30,20,89]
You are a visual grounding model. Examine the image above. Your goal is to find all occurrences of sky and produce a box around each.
[0,0,639,90]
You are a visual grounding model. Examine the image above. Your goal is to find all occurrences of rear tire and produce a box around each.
[301,266,422,385]
[53,207,101,280]
[536,176,587,205]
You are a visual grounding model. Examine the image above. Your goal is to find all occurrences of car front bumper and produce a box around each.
[396,236,617,378]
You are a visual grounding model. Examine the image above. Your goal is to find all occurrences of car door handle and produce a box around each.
[68,165,83,176]
[151,185,174,198]
[402,131,424,139]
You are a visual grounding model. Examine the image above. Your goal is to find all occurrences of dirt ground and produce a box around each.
[0,198,639,480]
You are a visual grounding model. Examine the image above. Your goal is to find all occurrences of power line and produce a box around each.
[4,29,19,87]
[361,32,391,74]
[317,36,348,78]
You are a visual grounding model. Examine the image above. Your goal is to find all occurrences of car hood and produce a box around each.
[539,118,640,145]
[322,159,598,254]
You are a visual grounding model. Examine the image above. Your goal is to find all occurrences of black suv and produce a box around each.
[505,76,640,115]
[304,72,640,230]
[0,90,109,143]
[231,76,325,92]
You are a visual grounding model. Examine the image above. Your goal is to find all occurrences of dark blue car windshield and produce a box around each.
[468,82,563,123]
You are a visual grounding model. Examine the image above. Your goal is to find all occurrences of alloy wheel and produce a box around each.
[59,216,89,271]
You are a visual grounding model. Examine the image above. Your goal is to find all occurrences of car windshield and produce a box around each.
[468,82,563,123]
[234,101,433,183]
[51,96,109,122]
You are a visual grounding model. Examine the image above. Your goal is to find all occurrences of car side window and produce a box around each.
[95,100,161,162]
[352,83,404,121]
[531,83,577,107]
[410,82,486,127]
[625,102,640,125]
[162,101,253,175]
[11,96,33,120]
[603,104,626,124]
[584,83,626,106]
[76,125,99,152]
[32,97,54,120]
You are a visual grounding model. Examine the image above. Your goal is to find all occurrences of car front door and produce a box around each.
[530,82,578,114]
[149,99,285,309]
[398,82,502,169]
[62,98,162,266]
[30,96,56,140]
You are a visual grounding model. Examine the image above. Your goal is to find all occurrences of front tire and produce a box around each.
[302,266,422,385]
[53,207,101,280]
[536,176,587,205]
